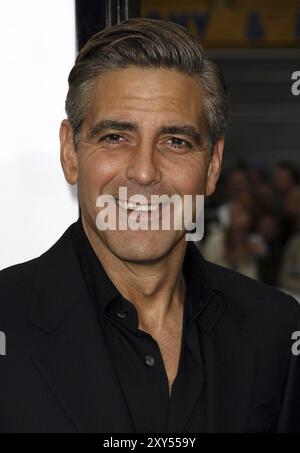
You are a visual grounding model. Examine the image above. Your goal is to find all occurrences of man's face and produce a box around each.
[60,67,223,262]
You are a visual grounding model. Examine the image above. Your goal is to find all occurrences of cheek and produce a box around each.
[78,152,119,196]
[172,161,208,196]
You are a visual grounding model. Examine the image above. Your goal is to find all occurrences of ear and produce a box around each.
[205,138,224,196]
[59,119,78,185]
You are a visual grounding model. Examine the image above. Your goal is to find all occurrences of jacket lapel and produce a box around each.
[29,225,134,433]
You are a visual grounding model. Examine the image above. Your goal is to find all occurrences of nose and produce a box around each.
[125,142,162,187]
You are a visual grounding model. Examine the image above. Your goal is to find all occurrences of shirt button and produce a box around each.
[116,308,128,319]
[145,355,155,367]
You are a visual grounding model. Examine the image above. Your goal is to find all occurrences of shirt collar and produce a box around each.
[72,216,217,324]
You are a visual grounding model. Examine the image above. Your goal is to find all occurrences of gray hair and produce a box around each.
[65,18,229,150]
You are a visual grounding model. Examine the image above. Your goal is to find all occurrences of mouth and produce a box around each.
[116,199,169,212]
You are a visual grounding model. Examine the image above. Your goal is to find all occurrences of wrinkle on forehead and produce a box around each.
[99,98,191,115]
[86,67,205,127]
[92,67,202,100]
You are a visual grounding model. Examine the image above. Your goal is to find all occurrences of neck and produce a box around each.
[81,216,187,334]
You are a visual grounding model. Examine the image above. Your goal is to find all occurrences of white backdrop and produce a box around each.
[0,0,79,270]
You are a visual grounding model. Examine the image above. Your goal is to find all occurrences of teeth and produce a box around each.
[117,200,160,211]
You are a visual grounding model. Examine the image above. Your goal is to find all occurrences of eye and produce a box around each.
[166,137,192,151]
[99,134,125,145]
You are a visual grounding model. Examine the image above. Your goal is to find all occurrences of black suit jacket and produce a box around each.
[0,223,300,433]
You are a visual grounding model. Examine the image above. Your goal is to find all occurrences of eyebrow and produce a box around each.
[87,119,204,146]
[87,120,138,140]
[159,125,203,146]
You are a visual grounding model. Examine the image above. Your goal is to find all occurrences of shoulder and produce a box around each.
[205,259,300,328]
[0,258,38,333]
[0,222,75,323]
[0,257,37,297]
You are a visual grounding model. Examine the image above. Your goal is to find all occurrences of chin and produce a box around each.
[102,230,179,263]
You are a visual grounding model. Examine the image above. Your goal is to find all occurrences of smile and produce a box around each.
[116,199,169,212]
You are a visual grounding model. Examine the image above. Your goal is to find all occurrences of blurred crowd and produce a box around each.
[198,160,300,296]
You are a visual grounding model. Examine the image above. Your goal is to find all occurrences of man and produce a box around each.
[0,18,299,433]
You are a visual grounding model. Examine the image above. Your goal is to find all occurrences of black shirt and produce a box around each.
[71,216,216,433]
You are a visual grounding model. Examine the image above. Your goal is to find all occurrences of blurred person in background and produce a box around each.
[243,162,269,190]
[200,200,265,279]
[272,161,300,212]
[256,213,283,286]
[279,214,300,295]
[280,185,300,245]
[256,182,279,214]
[272,163,300,249]
[203,161,300,289]
[216,167,251,227]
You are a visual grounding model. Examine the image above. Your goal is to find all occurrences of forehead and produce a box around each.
[86,67,205,127]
